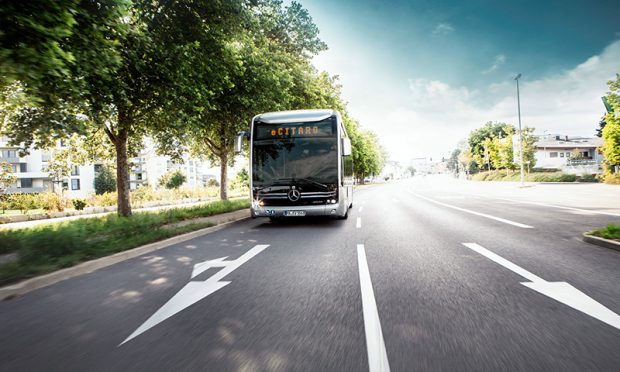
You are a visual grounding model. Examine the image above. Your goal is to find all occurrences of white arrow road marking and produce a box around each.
[411,191,533,229]
[121,244,269,345]
[462,243,620,330]
[357,244,391,372]
[191,256,229,279]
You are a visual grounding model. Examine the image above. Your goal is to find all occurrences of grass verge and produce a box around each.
[0,199,249,286]
[471,171,597,183]
[589,224,620,241]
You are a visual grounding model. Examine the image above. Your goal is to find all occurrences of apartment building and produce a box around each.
[0,136,97,197]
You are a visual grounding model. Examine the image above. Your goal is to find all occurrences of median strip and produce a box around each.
[0,199,251,292]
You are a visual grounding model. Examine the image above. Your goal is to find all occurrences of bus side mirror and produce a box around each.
[342,138,352,156]
[235,132,249,154]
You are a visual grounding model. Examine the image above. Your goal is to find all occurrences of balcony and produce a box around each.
[15,171,51,179]
[6,186,48,194]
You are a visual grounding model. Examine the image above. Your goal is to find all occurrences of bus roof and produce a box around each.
[255,109,336,124]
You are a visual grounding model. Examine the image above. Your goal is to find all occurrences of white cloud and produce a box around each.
[352,40,620,164]
[482,54,506,74]
[432,23,454,36]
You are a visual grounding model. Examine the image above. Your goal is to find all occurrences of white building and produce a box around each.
[534,134,603,174]
[0,136,97,197]
[129,139,213,190]
[410,157,432,175]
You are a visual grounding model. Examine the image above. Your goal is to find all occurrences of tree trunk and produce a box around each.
[114,128,132,217]
[219,153,228,201]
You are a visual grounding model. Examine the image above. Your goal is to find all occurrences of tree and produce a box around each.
[1,1,247,216]
[94,166,117,194]
[0,0,80,93]
[468,122,512,170]
[600,74,620,179]
[0,161,17,195]
[159,170,186,190]
[596,116,607,138]
[156,0,327,200]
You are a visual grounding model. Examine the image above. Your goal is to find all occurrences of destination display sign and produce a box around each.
[255,122,335,139]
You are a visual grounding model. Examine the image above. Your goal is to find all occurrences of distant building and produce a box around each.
[380,160,404,180]
[533,134,603,174]
[1,135,216,197]
[410,157,432,175]
[0,136,97,197]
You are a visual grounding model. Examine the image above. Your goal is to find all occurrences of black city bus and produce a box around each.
[236,109,354,219]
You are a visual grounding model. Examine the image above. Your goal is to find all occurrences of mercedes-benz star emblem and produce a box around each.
[287,188,301,202]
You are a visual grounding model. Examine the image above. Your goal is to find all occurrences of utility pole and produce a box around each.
[515,73,524,186]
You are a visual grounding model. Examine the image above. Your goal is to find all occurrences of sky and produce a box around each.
[298,0,620,164]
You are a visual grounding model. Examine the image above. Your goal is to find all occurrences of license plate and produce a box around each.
[284,210,306,217]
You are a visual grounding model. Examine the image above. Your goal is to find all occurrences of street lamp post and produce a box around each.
[514,73,524,186]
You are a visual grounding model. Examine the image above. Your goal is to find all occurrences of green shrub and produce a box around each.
[159,170,187,189]
[577,174,598,183]
[90,192,117,207]
[600,172,620,184]
[207,178,219,187]
[590,224,620,240]
[13,194,38,214]
[72,199,86,210]
[41,192,66,212]
[94,166,116,195]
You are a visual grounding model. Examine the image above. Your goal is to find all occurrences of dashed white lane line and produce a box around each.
[357,217,362,229]
[410,191,533,229]
[357,244,391,372]
[359,206,364,213]
[392,198,399,202]
[473,195,620,217]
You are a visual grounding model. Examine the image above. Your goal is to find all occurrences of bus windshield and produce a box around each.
[252,136,338,188]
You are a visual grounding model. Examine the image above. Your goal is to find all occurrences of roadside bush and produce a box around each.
[159,170,186,189]
[131,186,157,206]
[599,172,620,184]
[72,199,86,210]
[90,192,117,207]
[207,178,219,187]
[94,166,116,195]
[577,174,598,183]
[41,192,66,212]
[13,193,38,214]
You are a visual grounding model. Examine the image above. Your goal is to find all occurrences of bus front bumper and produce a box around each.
[252,203,345,218]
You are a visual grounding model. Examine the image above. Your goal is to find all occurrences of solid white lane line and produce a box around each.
[462,243,620,330]
[357,244,391,372]
[410,191,533,229]
[357,217,362,229]
[359,206,364,213]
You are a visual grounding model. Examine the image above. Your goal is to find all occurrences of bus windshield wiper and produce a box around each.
[275,177,329,190]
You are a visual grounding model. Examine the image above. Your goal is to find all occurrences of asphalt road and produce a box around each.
[1,178,619,371]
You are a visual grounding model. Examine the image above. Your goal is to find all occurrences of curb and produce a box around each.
[583,233,620,252]
[0,209,251,300]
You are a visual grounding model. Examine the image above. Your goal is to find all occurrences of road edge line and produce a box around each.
[0,209,251,300]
